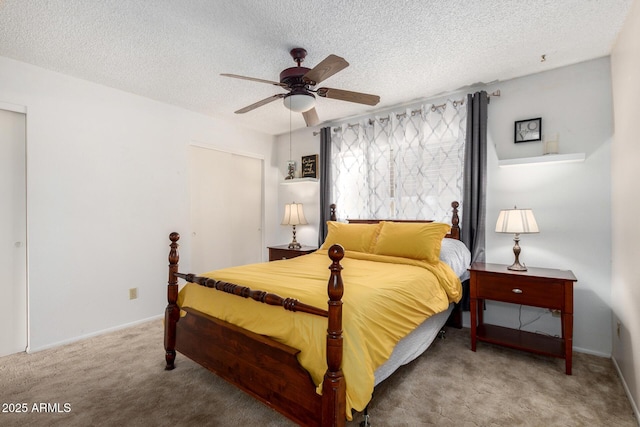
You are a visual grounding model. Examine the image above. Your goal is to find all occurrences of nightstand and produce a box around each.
[267,245,316,261]
[469,262,577,374]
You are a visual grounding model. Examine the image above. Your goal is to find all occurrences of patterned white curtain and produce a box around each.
[331,99,466,223]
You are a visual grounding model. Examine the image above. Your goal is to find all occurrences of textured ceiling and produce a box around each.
[0,0,633,135]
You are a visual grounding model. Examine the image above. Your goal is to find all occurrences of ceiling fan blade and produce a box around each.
[235,94,285,114]
[302,108,320,127]
[302,54,349,85]
[221,73,287,88]
[317,87,380,106]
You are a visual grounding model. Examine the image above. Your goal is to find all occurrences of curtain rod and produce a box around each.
[313,89,501,135]
[332,96,466,132]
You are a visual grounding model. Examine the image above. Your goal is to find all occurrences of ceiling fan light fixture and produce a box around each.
[283,93,315,112]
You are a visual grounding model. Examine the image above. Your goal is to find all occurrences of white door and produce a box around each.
[189,146,263,274]
[0,108,27,356]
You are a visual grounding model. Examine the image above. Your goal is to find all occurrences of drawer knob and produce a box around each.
[512,288,523,294]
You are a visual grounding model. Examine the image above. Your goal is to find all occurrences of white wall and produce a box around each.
[278,58,615,358]
[482,58,613,357]
[611,0,640,417]
[0,56,278,351]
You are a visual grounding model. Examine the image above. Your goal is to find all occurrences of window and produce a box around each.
[331,99,466,223]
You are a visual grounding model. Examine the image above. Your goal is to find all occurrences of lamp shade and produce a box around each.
[283,93,315,113]
[495,208,539,234]
[281,203,308,226]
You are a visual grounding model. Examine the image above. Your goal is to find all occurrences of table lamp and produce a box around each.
[281,202,308,249]
[495,207,539,271]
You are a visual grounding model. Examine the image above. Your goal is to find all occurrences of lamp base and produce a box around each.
[287,241,302,250]
[288,224,301,249]
[507,261,528,271]
[508,234,527,271]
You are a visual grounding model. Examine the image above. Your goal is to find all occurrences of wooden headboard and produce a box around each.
[329,201,461,240]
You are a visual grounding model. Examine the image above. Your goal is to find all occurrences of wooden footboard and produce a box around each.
[164,233,346,427]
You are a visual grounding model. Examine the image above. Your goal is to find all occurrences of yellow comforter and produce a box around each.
[177,249,462,419]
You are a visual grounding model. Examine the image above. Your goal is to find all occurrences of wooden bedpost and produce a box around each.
[164,232,180,370]
[448,201,463,328]
[321,244,346,427]
[450,201,460,240]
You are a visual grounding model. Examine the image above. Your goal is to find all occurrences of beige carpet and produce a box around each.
[0,319,636,427]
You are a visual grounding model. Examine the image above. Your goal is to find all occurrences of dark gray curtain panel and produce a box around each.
[318,127,332,247]
[462,91,488,263]
[460,91,488,312]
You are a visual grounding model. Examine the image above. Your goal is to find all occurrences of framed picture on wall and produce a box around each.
[514,118,542,143]
[301,154,318,178]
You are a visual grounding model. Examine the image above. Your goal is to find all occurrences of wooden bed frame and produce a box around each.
[164,201,461,426]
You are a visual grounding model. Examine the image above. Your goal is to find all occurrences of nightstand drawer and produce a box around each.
[270,248,304,260]
[475,274,564,309]
[267,245,317,261]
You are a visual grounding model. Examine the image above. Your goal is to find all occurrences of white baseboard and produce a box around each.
[572,345,611,358]
[612,356,640,425]
[27,314,163,353]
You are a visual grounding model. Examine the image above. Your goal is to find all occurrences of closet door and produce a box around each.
[188,146,263,273]
[228,153,263,266]
[0,108,27,356]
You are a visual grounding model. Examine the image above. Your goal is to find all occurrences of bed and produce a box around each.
[164,201,469,426]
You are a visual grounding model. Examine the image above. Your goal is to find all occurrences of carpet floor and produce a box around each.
[0,319,636,426]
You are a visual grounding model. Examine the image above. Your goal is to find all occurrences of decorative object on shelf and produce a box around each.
[301,154,318,178]
[514,118,542,143]
[495,207,539,271]
[544,133,559,155]
[281,202,308,249]
[285,160,296,180]
[284,107,297,180]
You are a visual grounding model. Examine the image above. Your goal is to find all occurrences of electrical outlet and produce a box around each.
[129,288,138,300]
[617,321,621,338]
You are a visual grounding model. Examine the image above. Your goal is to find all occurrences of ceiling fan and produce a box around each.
[221,48,380,127]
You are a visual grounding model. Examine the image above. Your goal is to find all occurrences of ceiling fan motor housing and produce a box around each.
[280,65,317,113]
[280,67,313,87]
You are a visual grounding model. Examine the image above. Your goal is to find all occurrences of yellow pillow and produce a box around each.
[373,221,451,262]
[320,222,382,253]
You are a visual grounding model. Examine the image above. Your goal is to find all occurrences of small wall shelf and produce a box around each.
[280,177,319,184]
[498,153,586,168]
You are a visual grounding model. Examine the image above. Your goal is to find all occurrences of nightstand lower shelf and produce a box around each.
[476,324,565,359]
